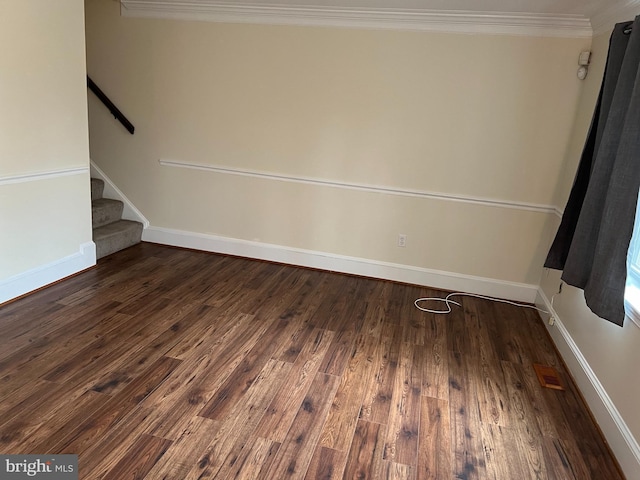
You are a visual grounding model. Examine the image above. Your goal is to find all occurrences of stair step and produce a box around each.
[93,220,143,259]
[92,198,124,229]
[91,178,104,201]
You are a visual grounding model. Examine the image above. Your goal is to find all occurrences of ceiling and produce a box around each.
[120,0,640,36]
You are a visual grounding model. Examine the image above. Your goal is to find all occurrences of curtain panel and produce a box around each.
[545,17,640,326]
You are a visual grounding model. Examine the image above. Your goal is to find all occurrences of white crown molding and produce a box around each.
[121,1,592,38]
[591,0,640,36]
[159,158,559,215]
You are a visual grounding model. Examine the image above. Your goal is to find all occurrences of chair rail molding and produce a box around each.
[0,167,88,186]
[159,159,559,216]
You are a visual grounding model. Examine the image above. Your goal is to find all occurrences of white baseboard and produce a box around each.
[90,161,149,228]
[142,225,538,302]
[536,289,640,478]
[0,242,96,304]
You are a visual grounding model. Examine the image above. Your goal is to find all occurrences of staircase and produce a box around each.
[91,178,143,259]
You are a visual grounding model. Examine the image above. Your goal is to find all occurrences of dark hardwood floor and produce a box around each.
[0,243,623,479]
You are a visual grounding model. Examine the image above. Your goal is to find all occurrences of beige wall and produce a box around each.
[540,29,640,474]
[85,0,590,286]
[0,0,92,280]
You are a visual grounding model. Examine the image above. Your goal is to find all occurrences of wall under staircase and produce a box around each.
[91,178,143,259]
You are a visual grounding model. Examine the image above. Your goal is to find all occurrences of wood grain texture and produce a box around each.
[319,333,377,452]
[0,243,624,480]
[304,445,347,480]
[102,433,172,480]
[263,372,340,479]
[343,420,386,480]
[417,396,452,480]
[255,328,335,442]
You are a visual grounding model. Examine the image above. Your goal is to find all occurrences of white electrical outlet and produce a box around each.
[398,234,407,247]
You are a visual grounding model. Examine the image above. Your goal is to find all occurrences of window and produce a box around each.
[624,192,640,327]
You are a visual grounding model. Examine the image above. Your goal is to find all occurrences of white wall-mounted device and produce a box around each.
[577,51,591,80]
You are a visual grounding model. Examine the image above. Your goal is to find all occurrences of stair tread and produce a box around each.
[93,219,142,238]
[93,220,143,259]
[92,198,124,208]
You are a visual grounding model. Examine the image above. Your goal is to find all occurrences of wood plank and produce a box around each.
[86,304,204,396]
[314,276,361,332]
[464,298,510,427]
[501,360,549,479]
[185,359,292,479]
[101,433,172,480]
[217,436,281,480]
[0,299,124,363]
[263,372,340,479]
[255,328,335,442]
[43,356,181,454]
[0,310,133,392]
[383,461,417,480]
[400,285,427,346]
[39,298,183,385]
[448,349,486,479]
[73,406,155,477]
[306,274,349,329]
[492,303,535,365]
[198,320,295,420]
[514,361,560,438]
[421,314,449,400]
[319,333,377,452]
[0,389,107,453]
[445,295,470,354]
[147,314,279,441]
[0,300,122,367]
[382,341,422,466]
[0,377,94,437]
[139,312,256,409]
[304,446,347,480]
[541,435,590,480]
[318,328,357,376]
[359,322,402,425]
[360,281,392,339]
[198,317,294,420]
[343,420,386,480]
[480,422,528,480]
[417,396,452,480]
[144,416,221,479]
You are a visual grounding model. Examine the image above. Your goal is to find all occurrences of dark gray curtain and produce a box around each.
[545,17,640,326]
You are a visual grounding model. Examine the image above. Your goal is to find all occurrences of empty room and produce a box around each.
[1,0,640,478]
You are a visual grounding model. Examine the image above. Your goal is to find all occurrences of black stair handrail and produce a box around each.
[87,76,135,135]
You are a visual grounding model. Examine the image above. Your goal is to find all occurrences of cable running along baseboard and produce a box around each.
[414,291,550,314]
